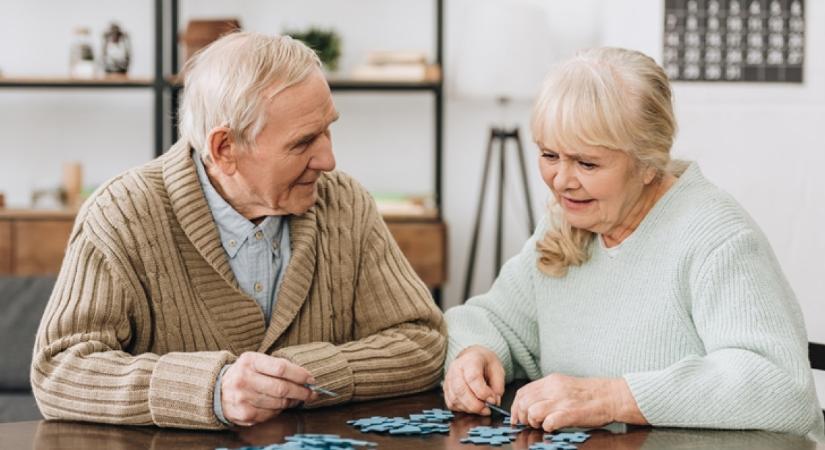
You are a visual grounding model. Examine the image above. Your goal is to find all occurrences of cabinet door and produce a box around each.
[0,221,11,274]
[13,220,74,275]
[386,221,447,289]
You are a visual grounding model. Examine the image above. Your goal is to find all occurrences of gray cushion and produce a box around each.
[0,276,55,390]
[0,392,41,422]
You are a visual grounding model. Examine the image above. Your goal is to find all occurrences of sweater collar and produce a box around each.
[161,140,317,352]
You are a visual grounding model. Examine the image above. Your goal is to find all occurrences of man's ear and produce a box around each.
[206,126,238,175]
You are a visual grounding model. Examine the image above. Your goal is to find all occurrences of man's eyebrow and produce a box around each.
[288,112,340,147]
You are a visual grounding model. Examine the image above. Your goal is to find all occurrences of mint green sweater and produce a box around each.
[446,163,823,436]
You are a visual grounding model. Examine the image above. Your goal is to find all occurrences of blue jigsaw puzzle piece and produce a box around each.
[389,424,423,435]
[467,425,524,437]
[546,432,590,443]
[460,435,513,446]
[502,416,527,428]
[528,443,577,450]
[348,408,454,436]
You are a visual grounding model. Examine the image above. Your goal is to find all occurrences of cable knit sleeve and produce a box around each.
[31,228,236,429]
[624,229,823,435]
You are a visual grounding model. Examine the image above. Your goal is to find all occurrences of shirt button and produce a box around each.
[255,231,264,240]
[228,239,237,247]
[254,282,263,293]
[272,240,280,250]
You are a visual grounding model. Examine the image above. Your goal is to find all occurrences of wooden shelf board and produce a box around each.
[0,209,78,220]
[167,69,442,92]
[0,76,154,88]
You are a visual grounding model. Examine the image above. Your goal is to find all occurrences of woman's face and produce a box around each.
[537,142,654,236]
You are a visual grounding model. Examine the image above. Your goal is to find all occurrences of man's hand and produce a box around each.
[443,345,505,415]
[510,373,647,431]
[221,352,317,426]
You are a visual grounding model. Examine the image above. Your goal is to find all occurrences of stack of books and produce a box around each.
[351,51,435,82]
[373,193,437,219]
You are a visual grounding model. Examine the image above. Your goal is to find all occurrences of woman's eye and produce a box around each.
[579,161,597,170]
[541,152,558,160]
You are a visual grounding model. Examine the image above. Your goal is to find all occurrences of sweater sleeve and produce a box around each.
[443,221,545,382]
[624,229,823,435]
[272,186,447,406]
[30,231,236,429]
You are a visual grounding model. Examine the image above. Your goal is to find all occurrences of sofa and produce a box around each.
[0,276,54,422]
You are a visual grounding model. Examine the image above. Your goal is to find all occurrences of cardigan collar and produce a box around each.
[160,140,318,353]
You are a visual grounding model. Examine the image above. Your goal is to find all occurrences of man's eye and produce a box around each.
[296,137,315,148]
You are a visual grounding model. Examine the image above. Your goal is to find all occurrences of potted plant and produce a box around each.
[286,27,342,72]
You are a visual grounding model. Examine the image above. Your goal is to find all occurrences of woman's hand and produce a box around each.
[443,345,506,415]
[510,373,646,431]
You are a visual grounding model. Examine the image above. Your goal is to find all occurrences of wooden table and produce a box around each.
[1,385,822,450]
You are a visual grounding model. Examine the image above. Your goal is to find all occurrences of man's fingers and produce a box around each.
[226,404,277,427]
[251,373,313,402]
[248,354,315,385]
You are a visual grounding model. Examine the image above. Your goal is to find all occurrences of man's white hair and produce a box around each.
[178,31,321,159]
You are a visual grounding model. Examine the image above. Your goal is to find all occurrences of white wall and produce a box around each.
[0,1,822,353]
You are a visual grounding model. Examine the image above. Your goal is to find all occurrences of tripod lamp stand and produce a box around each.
[462,120,536,300]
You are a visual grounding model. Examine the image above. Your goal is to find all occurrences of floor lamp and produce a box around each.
[462,115,536,301]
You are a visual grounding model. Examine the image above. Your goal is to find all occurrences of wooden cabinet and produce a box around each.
[385,219,447,289]
[0,210,447,289]
[0,210,75,276]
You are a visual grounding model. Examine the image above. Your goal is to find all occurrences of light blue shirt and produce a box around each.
[192,151,291,425]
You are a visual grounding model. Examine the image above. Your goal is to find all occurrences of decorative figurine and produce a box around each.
[102,23,131,74]
[69,26,96,78]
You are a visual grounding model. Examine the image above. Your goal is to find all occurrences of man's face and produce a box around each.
[234,69,338,215]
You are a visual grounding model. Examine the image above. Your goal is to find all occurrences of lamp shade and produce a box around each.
[449,0,602,101]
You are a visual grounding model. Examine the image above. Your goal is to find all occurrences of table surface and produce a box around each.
[1,386,822,450]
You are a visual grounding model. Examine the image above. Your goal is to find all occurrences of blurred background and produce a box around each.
[0,0,822,417]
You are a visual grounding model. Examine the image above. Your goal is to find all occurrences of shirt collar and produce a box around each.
[192,151,258,258]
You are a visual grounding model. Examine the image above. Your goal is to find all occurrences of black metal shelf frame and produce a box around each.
[160,0,444,218]
[0,0,445,304]
[0,0,444,220]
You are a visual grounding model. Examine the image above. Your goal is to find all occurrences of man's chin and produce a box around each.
[285,194,318,215]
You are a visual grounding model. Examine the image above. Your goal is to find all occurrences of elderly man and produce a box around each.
[31,32,446,429]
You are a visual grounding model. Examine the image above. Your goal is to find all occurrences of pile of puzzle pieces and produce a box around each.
[527,431,591,450]
[459,425,525,446]
[346,408,454,435]
[216,433,377,450]
[215,409,592,449]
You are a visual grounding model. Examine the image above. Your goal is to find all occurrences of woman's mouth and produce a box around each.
[561,196,594,211]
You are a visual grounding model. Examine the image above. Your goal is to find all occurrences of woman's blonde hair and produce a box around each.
[178,31,321,158]
[531,47,680,277]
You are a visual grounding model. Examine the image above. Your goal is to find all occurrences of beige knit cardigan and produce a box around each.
[31,141,447,429]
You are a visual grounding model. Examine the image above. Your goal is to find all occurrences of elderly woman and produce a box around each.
[443,47,823,436]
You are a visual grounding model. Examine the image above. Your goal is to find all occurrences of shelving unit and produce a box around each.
[164,0,445,218]
[0,0,447,301]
